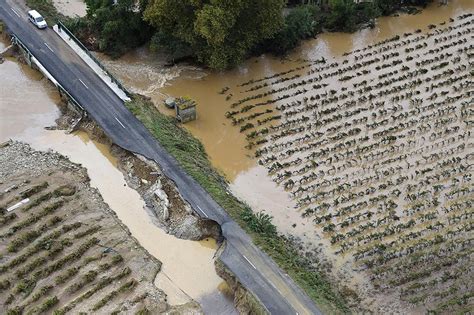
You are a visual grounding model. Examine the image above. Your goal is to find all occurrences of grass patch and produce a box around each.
[54,267,131,314]
[5,200,65,237]
[29,285,53,303]
[0,213,17,227]
[34,296,59,314]
[66,270,98,293]
[125,95,349,313]
[55,267,80,285]
[0,222,82,274]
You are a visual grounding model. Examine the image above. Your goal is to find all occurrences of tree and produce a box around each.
[265,5,323,55]
[82,0,153,57]
[325,0,357,32]
[144,0,285,69]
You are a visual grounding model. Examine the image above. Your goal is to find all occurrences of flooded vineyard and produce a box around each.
[93,1,474,312]
[221,14,473,313]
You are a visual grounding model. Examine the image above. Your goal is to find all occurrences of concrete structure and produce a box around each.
[54,22,130,102]
[0,1,322,313]
[175,97,197,123]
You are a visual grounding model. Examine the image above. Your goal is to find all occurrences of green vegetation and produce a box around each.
[144,0,285,69]
[91,279,137,311]
[20,182,48,199]
[27,0,435,68]
[126,95,349,313]
[262,5,323,55]
[70,0,153,57]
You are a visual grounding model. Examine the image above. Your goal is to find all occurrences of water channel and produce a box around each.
[0,39,235,314]
[1,0,473,312]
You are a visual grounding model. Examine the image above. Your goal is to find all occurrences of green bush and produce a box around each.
[264,5,323,55]
[71,0,153,57]
[325,0,357,32]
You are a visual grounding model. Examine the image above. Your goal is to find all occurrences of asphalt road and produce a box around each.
[0,1,322,314]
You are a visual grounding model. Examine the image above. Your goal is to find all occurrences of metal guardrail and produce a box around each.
[57,21,131,97]
[11,33,85,112]
[10,34,31,59]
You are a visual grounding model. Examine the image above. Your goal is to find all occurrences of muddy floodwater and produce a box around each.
[101,0,474,239]
[99,0,473,312]
[0,47,235,314]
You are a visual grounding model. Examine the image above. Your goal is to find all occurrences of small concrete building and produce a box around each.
[175,97,197,123]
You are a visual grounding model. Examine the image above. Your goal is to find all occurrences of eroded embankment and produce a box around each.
[58,104,259,314]
[0,141,203,314]
[0,33,240,314]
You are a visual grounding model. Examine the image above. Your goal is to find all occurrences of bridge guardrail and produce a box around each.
[11,33,85,112]
[57,21,131,97]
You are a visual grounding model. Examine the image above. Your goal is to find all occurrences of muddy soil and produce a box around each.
[0,38,238,314]
[0,141,201,314]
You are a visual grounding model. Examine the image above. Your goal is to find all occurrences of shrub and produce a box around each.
[55,267,80,285]
[264,5,323,55]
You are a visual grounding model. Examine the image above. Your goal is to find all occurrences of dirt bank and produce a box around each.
[55,101,222,242]
[56,101,259,314]
[0,141,202,314]
[0,36,237,313]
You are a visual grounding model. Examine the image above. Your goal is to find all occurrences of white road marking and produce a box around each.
[196,205,209,218]
[11,8,20,17]
[114,116,126,129]
[243,255,257,270]
[78,79,88,89]
[44,42,54,53]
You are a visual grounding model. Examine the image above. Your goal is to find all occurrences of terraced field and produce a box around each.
[0,142,194,314]
[223,14,473,313]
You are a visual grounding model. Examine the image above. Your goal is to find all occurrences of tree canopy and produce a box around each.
[79,0,152,57]
[144,0,285,69]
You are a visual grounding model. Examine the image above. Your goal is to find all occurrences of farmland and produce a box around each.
[223,14,473,313]
[0,142,200,314]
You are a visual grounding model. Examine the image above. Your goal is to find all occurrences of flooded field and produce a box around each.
[100,0,474,313]
[0,47,235,314]
[226,14,473,313]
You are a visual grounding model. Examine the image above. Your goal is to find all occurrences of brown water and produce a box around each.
[98,1,473,312]
[104,0,473,183]
[102,0,474,235]
[0,50,236,314]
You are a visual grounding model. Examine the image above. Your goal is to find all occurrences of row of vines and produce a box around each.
[223,13,473,313]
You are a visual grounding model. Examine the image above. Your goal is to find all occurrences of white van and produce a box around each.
[28,10,47,29]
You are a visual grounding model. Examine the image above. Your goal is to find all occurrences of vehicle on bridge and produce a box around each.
[28,10,47,29]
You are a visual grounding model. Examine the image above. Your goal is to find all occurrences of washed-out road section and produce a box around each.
[0,1,321,314]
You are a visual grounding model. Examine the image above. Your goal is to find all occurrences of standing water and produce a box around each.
[100,0,474,234]
[0,40,236,314]
[101,0,474,204]
[97,0,474,311]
